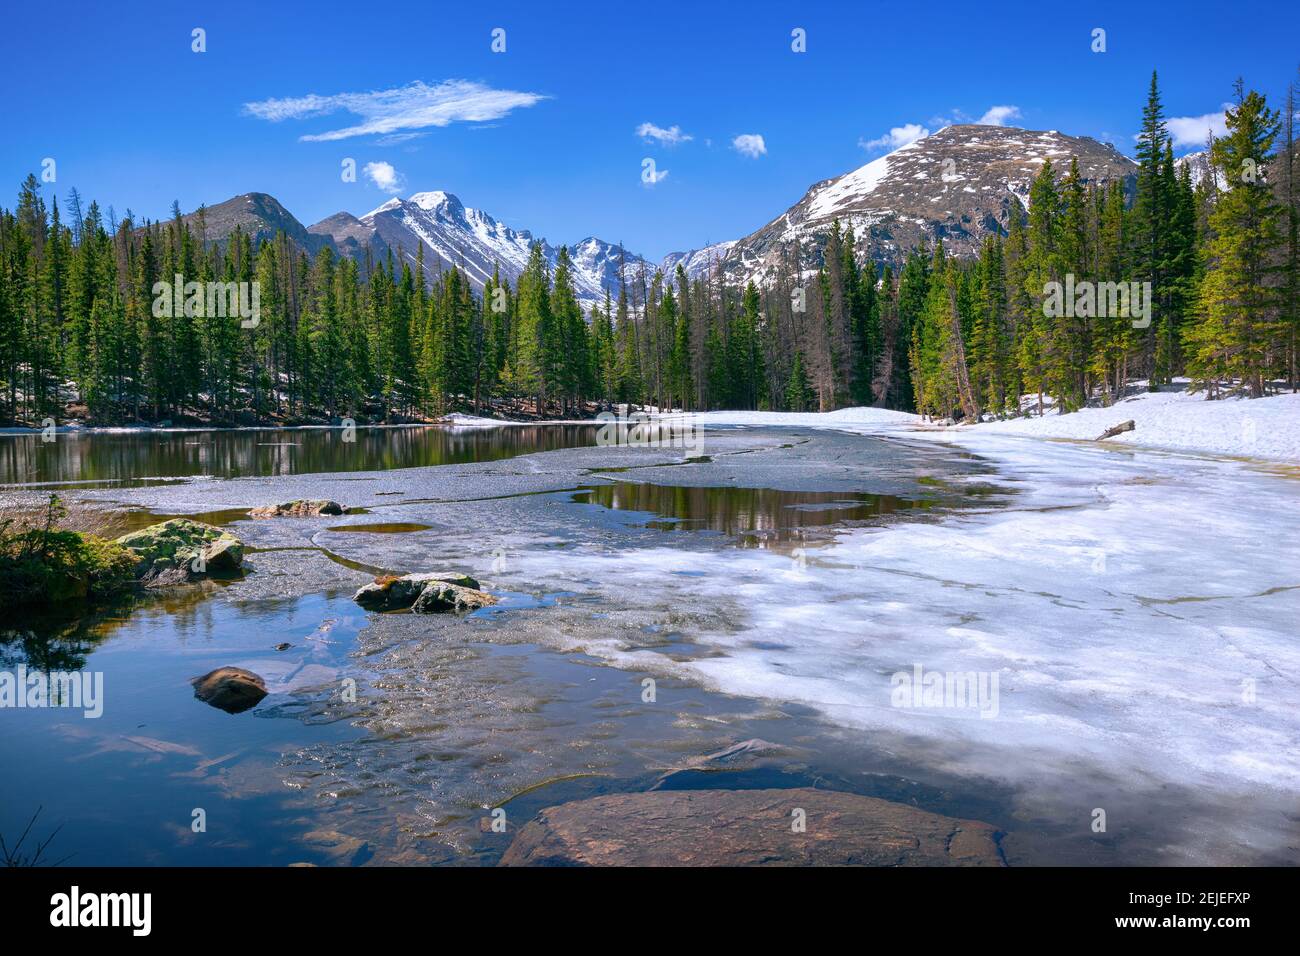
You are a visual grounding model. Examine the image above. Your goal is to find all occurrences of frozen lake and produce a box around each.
[2,421,1296,865]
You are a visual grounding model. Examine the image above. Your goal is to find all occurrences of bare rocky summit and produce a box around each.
[712,125,1138,283]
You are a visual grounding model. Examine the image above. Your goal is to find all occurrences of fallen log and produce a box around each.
[1096,420,1135,441]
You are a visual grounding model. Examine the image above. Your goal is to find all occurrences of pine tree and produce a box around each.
[1133,70,1170,382]
[784,350,815,411]
[1187,83,1284,397]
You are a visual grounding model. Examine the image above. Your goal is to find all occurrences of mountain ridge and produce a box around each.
[166,124,1146,307]
[699,124,1140,287]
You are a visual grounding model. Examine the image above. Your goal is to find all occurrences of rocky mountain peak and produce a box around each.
[702,124,1139,287]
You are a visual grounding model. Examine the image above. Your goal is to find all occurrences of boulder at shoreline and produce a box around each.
[114,519,243,585]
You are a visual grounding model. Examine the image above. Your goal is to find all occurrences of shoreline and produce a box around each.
[7,386,1297,463]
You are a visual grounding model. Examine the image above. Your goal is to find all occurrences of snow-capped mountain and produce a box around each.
[310,191,647,310]
[660,240,738,281]
[185,125,1144,311]
[688,125,1139,287]
[568,236,647,304]
[1174,149,1229,191]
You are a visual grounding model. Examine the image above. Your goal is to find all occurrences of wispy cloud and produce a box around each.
[977,104,1022,126]
[642,166,670,187]
[861,105,1023,153]
[243,80,547,142]
[860,123,930,152]
[637,122,692,146]
[363,160,404,194]
[732,133,767,158]
[374,131,428,146]
[1166,106,1230,149]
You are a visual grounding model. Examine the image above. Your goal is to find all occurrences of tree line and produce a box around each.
[906,72,1299,420]
[0,72,1295,427]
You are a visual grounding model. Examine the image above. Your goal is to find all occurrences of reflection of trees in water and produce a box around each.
[575,483,930,541]
[0,425,601,484]
[0,587,218,671]
[0,618,100,672]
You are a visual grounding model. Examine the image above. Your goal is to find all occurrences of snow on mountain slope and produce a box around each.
[1174,149,1230,192]
[716,125,1139,287]
[218,124,1146,309]
[660,239,739,281]
[316,191,649,310]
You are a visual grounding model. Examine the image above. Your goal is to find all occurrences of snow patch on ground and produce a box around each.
[969,389,1300,461]
[667,388,1300,462]
[441,413,512,428]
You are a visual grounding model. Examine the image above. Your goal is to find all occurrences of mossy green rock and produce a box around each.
[114,519,243,584]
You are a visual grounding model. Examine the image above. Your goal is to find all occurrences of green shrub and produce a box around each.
[0,496,137,606]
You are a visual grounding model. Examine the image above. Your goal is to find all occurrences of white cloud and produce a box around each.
[643,167,669,187]
[732,133,767,158]
[243,79,547,142]
[977,105,1022,126]
[637,122,692,146]
[375,132,427,146]
[363,161,404,194]
[1166,106,1230,149]
[860,123,930,152]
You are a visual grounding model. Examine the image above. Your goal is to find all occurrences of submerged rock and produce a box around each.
[191,666,267,714]
[500,788,1004,867]
[250,499,345,518]
[114,519,243,585]
[651,738,790,789]
[353,572,487,612]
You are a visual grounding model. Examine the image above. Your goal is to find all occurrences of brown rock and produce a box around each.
[353,572,485,611]
[191,667,268,714]
[250,499,345,518]
[411,581,498,613]
[499,788,1004,867]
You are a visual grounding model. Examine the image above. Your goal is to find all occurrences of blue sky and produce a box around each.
[3,0,1297,260]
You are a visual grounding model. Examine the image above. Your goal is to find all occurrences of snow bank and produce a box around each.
[441,413,512,427]
[968,389,1300,461]
[661,388,1300,462]
[660,406,918,430]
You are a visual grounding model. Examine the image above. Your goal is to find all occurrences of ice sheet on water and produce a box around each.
[494,432,1300,859]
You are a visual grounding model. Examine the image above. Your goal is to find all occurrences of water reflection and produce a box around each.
[0,425,601,486]
[572,482,931,545]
